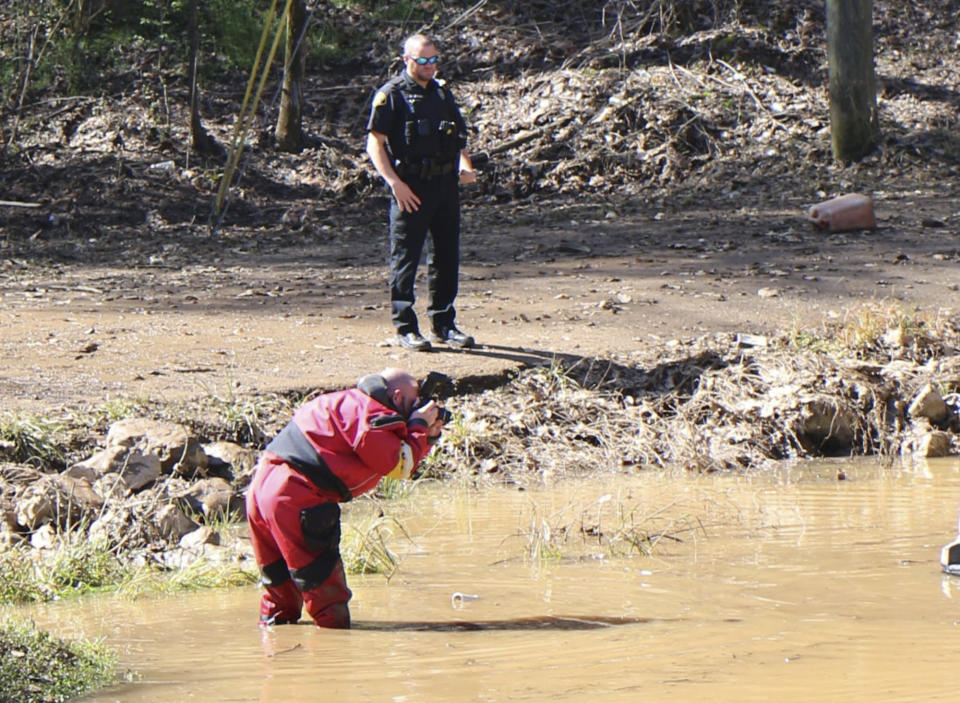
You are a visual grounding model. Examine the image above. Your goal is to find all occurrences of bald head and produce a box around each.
[381,367,419,415]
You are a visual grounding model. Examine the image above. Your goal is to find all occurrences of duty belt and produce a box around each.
[265,421,353,502]
[396,160,456,180]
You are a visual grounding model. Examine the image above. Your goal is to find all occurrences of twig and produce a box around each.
[43,97,98,121]
[713,57,788,131]
[441,0,487,32]
[0,200,42,208]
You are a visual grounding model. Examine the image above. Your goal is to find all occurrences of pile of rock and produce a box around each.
[0,418,258,566]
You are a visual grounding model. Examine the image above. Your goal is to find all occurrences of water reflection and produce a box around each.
[9,457,960,702]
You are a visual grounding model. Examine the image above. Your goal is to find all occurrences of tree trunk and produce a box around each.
[275,0,308,153]
[69,0,104,90]
[187,0,220,156]
[75,0,106,34]
[827,0,878,162]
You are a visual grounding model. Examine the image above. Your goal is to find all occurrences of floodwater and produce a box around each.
[12,458,960,702]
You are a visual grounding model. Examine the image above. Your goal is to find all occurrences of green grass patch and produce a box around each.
[0,536,257,606]
[116,560,258,599]
[86,397,150,425]
[193,379,291,445]
[0,411,67,468]
[0,619,116,703]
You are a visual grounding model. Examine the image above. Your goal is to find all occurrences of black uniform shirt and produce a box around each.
[367,72,467,168]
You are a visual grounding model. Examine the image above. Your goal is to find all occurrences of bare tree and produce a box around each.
[187,0,221,156]
[827,0,878,162]
[275,0,308,153]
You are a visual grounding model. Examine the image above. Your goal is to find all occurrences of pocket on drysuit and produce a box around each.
[300,502,342,553]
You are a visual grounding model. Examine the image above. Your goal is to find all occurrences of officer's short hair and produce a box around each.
[403,33,435,57]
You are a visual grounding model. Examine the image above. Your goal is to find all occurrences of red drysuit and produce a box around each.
[246,374,432,628]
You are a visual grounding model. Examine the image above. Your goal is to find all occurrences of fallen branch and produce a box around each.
[486,128,544,156]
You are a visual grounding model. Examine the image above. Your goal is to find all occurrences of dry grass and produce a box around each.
[341,514,411,577]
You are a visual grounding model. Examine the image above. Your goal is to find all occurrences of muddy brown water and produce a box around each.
[10,458,960,702]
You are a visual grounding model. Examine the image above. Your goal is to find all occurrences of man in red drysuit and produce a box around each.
[245,368,443,628]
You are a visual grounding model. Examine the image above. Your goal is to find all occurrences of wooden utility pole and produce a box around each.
[826,0,878,162]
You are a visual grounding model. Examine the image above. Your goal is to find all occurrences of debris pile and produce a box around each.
[434,319,960,480]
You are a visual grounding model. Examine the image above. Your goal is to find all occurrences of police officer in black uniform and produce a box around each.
[366,33,476,352]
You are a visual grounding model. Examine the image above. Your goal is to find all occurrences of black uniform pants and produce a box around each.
[388,174,460,335]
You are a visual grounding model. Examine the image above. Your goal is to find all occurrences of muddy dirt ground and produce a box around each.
[2,189,958,415]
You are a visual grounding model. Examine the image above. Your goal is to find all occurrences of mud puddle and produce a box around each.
[12,458,960,702]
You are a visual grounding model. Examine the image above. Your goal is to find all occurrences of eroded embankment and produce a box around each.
[2,309,959,567]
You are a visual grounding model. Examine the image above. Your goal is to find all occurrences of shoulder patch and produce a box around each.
[436,87,446,100]
[372,91,388,108]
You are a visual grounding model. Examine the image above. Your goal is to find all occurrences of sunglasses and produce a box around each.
[408,55,440,65]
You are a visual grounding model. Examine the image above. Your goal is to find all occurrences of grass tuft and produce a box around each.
[0,619,116,703]
[0,535,257,605]
[783,301,948,360]
[200,380,278,445]
[0,537,132,605]
[518,503,567,561]
[116,560,258,599]
[0,411,67,467]
[341,514,411,577]
[507,494,701,563]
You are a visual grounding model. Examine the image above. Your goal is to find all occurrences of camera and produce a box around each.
[417,371,452,424]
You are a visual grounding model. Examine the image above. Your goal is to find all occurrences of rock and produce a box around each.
[908,384,950,424]
[115,450,162,492]
[202,441,259,484]
[180,525,220,550]
[13,475,104,531]
[62,460,102,482]
[68,446,129,478]
[157,504,200,542]
[88,507,133,546]
[93,474,132,501]
[15,492,54,530]
[53,474,103,513]
[106,418,208,476]
[908,430,954,458]
[0,507,18,532]
[180,477,242,520]
[30,524,57,549]
[73,446,162,491]
[0,529,24,549]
